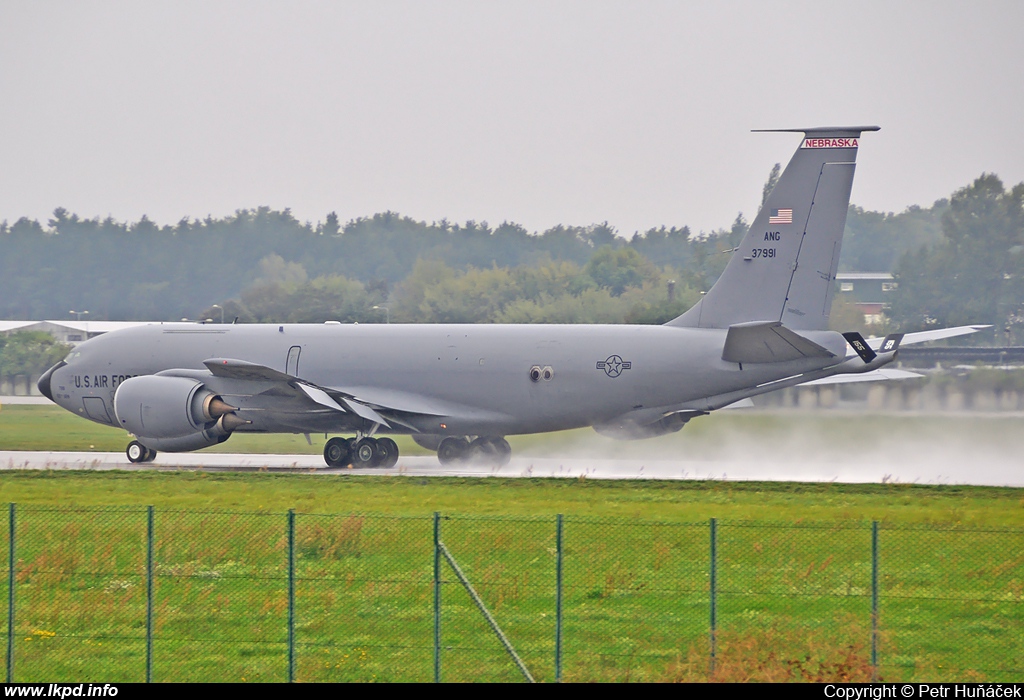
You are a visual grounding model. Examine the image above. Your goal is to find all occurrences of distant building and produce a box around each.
[835,272,896,326]
[0,321,37,335]
[0,320,151,345]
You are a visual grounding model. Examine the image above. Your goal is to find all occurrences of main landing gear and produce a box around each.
[126,440,158,463]
[323,436,399,469]
[437,436,512,467]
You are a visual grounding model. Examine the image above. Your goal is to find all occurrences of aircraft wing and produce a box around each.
[203,357,398,428]
[201,357,504,433]
[842,325,990,356]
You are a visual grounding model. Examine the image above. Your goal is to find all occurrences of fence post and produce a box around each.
[6,503,14,684]
[287,509,296,683]
[555,513,563,683]
[871,520,879,681]
[709,517,717,677]
[146,505,154,684]
[433,512,441,683]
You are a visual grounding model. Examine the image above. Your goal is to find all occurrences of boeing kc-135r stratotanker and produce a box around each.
[37,127,983,467]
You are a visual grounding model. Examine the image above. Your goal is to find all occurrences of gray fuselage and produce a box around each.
[46,322,847,438]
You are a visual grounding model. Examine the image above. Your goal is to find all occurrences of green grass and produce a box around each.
[2,507,1021,682]
[2,406,1023,682]
[0,470,1022,525]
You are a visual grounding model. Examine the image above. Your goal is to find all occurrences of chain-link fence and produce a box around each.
[2,504,1021,682]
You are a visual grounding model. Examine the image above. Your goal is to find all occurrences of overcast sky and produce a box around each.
[1,1,1021,236]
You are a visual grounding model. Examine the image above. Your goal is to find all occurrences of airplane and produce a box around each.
[36,126,984,468]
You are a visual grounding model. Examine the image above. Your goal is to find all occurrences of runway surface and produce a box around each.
[0,396,49,405]
[2,449,1021,486]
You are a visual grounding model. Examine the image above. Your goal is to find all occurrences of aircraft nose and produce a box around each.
[37,361,65,402]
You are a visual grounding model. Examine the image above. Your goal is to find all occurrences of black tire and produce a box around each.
[126,440,147,464]
[470,437,512,467]
[437,437,469,466]
[143,447,158,463]
[376,437,399,469]
[491,437,512,467]
[468,437,491,463]
[351,438,379,467]
[324,437,353,467]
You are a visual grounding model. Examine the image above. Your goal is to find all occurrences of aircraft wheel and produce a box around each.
[143,447,158,463]
[437,437,469,466]
[351,438,379,467]
[376,437,399,469]
[126,440,147,463]
[470,437,512,467]
[324,437,353,468]
[491,437,512,467]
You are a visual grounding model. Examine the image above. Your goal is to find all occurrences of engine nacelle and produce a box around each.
[592,412,697,440]
[134,419,234,453]
[113,375,237,440]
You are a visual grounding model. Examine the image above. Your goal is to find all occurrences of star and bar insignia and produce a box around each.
[596,355,632,378]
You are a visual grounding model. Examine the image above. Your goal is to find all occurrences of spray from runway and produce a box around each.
[509,410,1024,487]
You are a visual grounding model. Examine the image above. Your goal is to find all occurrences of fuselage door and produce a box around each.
[83,397,113,425]
[286,346,301,376]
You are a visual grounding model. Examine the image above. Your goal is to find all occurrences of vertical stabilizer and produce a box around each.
[668,126,878,330]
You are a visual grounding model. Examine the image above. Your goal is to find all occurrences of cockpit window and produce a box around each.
[64,351,82,362]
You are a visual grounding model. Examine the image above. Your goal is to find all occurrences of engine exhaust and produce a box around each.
[216,412,251,433]
[202,395,238,421]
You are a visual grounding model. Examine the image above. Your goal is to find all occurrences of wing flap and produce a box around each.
[329,385,465,418]
[337,397,391,428]
[722,321,835,364]
[296,382,346,411]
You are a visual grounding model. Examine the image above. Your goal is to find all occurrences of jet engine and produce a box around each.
[592,411,702,440]
[113,375,248,452]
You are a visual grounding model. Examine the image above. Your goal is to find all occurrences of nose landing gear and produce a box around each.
[126,440,158,463]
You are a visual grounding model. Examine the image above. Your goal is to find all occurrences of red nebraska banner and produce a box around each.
[802,137,859,149]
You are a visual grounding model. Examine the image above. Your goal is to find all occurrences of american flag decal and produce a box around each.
[769,208,793,225]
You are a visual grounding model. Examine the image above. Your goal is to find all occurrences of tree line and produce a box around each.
[0,332,69,388]
[1,170,1020,340]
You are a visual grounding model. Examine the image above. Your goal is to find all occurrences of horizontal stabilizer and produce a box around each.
[867,325,990,350]
[722,321,835,364]
[801,368,923,385]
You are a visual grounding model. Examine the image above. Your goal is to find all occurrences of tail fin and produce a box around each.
[668,126,878,330]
